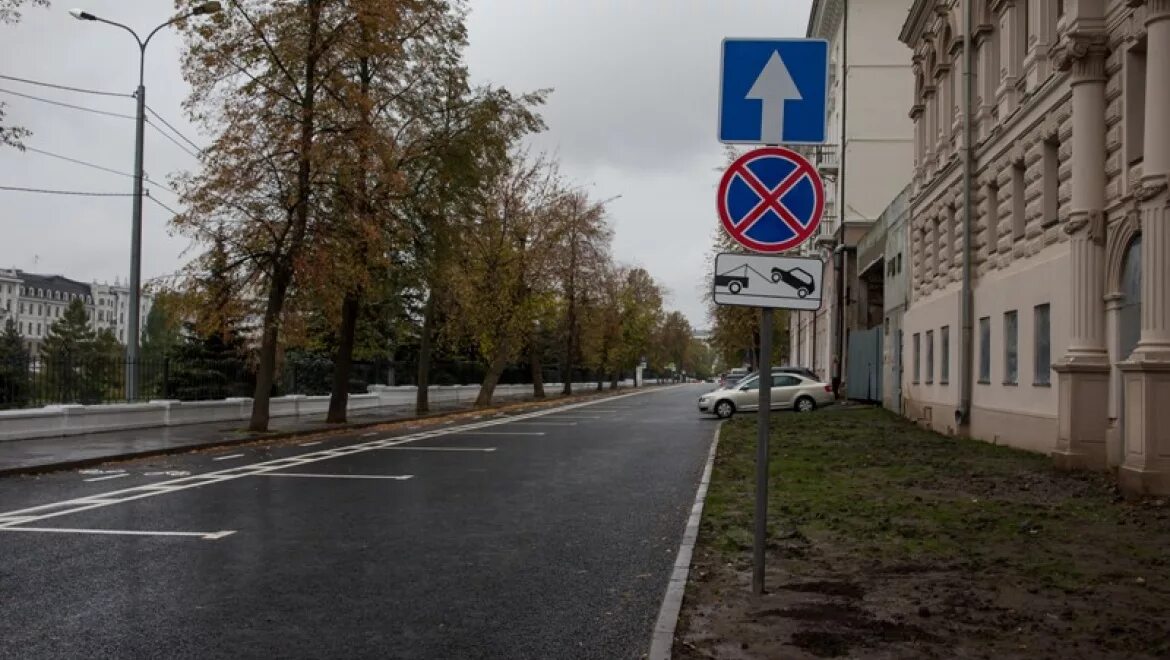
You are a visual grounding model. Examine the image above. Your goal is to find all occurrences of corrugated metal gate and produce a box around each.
[846,326,883,402]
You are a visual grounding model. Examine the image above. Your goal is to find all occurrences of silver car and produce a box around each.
[698,372,834,418]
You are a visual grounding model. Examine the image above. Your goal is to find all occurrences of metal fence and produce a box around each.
[0,353,648,410]
[0,354,253,409]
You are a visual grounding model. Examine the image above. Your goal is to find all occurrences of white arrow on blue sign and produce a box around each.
[718,38,829,145]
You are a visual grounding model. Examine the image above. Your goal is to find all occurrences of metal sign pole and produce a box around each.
[753,306,772,595]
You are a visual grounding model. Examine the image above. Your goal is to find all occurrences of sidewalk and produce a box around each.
[0,389,543,476]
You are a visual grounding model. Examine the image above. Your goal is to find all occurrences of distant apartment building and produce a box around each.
[0,269,151,354]
[900,0,1170,494]
[789,0,916,386]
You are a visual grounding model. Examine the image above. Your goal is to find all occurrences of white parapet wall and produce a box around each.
[0,380,642,443]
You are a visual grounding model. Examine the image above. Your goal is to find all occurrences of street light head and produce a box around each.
[68,8,98,20]
[191,1,222,15]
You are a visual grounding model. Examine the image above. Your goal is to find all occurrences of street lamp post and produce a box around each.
[69,2,221,401]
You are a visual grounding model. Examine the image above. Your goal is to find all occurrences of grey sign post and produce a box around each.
[717,38,828,595]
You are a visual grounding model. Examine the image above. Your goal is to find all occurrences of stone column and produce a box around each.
[1052,33,1110,470]
[1104,292,1125,468]
[1119,0,1170,496]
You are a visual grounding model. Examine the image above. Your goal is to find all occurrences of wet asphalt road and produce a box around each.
[0,384,715,659]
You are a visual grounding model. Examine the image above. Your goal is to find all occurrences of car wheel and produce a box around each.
[797,288,809,298]
[771,271,782,283]
[729,282,742,294]
[795,396,816,413]
[715,400,735,419]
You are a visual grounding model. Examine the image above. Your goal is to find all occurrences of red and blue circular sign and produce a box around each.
[716,146,824,253]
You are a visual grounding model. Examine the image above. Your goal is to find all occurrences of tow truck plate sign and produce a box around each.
[713,252,824,310]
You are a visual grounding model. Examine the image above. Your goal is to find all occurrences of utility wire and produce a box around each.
[0,73,132,98]
[145,105,203,152]
[145,193,183,217]
[146,120,201,159]
[0,87,135,120]
[0,185,134,197]
[21,146,180,197]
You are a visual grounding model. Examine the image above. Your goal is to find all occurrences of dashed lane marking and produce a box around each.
[0,387,674,531]
[83,474,129,483]
[380,447,497,453]
[0,526,236,541]
[212,454,246,461]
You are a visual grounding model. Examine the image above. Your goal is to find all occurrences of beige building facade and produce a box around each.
[790,0,916,383]
[901,0,1170,494]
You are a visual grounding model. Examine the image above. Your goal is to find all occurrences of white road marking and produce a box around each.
[543,416,601,420]
[509,421,578,426]
[83,473,129,483]
[0,526,237,540]
[0,387,677,531]
[144,470,190,477]
[78,469,125,475]
[298,441,322,447]
[212,454,246,461]
[450,431,545,436]
[361,432,379,437]
[257,473,414,480]
[381,446,497,453]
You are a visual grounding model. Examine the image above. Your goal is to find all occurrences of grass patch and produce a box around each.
[678,406,1170,659]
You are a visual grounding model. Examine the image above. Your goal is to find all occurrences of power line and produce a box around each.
[0,73,131,98]
[20,146,180,197]
[0,87,135,120]
[145,193,183,217]
[145,105,203,152]
[146,120,201,159]
[0,185,133,197]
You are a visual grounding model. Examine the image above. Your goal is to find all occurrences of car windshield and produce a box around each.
[736,375,758,389]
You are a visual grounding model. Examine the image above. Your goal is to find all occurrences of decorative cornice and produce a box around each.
[990,0,1016,13]
[972,24,994,47]
[1150,0,1170,22]
[909,103,926,119]
[1137,176,1169,201]
[1063,210,1105,245]
[1051,31,1109,80]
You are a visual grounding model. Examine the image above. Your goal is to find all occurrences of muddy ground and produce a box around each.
[674,407,1170,659]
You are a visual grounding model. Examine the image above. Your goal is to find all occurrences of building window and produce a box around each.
[940,326,950,385]
[1012,160,1026,240]
[913,333,921,384]
[1043,138,1059,226]
[1004,310,1019,384]
[979,316,991,383]
[987,182,1000,254]
[20,303,24,314]
[925,330,935,384]
[1034,304,1051,385]
[1126,42,1147,166]
[36,323,41,336]
[897,253,903,274]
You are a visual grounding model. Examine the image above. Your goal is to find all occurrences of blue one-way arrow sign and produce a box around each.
[719,39,829,145]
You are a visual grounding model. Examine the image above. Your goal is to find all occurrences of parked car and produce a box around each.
[698,372,833,418]
[774,365,819,381]
[770,267,815,298]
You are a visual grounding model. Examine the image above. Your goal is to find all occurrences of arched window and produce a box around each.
[1119,236,1142,360]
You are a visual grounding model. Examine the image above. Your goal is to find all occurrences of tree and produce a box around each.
[552,191,612,394]
[0,319,29,408]
[658,311,693,381]
[40,298,96,403]
[0,0,48,149]
[141,291,182,361]
[175,0,342,431]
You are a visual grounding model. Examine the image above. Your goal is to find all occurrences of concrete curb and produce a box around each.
[0,388,653,478]
[648,422,722,660]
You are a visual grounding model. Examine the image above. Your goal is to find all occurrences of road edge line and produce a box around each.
[648,421,721,660]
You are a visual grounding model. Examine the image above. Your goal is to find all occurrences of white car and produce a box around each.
[698,372,834,418]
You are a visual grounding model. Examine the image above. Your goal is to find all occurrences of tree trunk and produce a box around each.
[249,0,321,433]
[249,265,292,432]
[610,373,619,390]
[327,291,360,423]
[475,350,509,407]
[416,289,436,415]
[531,338,545,399]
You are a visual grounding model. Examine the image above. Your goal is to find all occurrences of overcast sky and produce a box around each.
[0,0,812,328]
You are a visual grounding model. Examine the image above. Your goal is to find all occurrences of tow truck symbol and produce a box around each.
[716,263,817,298]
